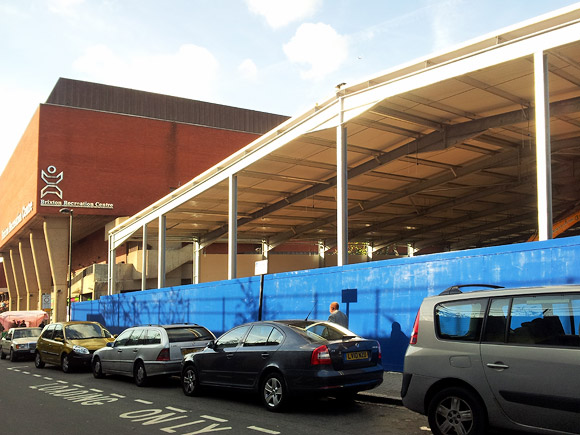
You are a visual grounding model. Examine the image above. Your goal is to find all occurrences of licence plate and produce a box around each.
[346,351,368,361]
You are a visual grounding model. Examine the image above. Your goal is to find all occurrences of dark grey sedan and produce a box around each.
[180,320,383,411]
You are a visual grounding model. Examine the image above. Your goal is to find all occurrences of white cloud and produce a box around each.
[238,59,258,80]
[429,0,464,51]
[246,0,322,29]
[47,0,85,17]
[283,23,349,80]
[72,44,220,101]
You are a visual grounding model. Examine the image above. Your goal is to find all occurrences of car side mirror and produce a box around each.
[106,342,114,348]
[207,340,215,349]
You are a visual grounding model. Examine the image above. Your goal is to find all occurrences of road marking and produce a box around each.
[135,399,153,405]
[43,377,53,380]
[22,371,30,374]
[166,406,187,413]
[56,380,67,384]
[111,393,126,398]
[73,384,84,388]
[90,388,103,392]
[33,374,42,377]
[201,415,228,423]
[248,427,280,434]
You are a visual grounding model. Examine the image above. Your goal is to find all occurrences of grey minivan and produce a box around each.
[92,324,215,386]
[402,284,580,435]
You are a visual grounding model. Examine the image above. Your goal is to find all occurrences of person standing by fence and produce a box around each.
[328,302,349,328]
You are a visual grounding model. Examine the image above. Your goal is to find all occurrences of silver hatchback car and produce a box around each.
[92,324,215,386]
[402,284,580,435]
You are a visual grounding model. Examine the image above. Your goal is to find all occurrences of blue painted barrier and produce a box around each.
[74,236,580,371]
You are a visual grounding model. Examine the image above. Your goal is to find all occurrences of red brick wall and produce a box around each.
[0,109,39,250]
[71,229,108,270]
[36,104,261,218]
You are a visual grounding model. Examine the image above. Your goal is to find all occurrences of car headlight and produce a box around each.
[14,344,29,350]
[72,345,89,355]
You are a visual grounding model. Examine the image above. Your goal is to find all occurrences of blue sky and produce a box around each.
[1,0,578,175]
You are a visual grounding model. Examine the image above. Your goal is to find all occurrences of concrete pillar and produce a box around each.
[44,217,69,322]
[10,249,26,310]
[30,230,53,310]
[1,254,18,310]
[19,238,40,310]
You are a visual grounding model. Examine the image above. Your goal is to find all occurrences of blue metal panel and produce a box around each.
[73,236,580,372]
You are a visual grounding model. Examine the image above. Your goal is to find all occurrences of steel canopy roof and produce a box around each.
[111,4,580,257]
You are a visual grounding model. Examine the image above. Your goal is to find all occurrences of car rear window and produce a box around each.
[435,299,486,341]
[166,327,213,343]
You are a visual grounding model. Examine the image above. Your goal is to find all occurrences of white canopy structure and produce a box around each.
[108,4,580,293]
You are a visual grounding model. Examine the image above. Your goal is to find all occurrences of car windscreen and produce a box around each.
[13,328,42,339]
[65,323,110,339]
[166,327,214,343]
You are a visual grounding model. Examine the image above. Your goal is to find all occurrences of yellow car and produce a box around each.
[34,321,115,373]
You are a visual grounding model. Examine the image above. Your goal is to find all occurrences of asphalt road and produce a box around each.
[0,358,431,435]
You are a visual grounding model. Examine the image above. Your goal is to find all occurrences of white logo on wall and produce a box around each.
[38,164,115,210]
[41,165,64,199]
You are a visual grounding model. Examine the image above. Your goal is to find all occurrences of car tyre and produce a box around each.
[0,349,6,360]
[61,353,72,373]
[134,361,148,387]
[428,386,486,435]
[92,356,105,379]
[9,348,17,362]
[261,372,287,412]
[181,365,202,396]
[34,351,45,368]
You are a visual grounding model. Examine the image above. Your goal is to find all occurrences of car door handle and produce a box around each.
[486,362,509,370]
[261,353,270,359]
[133,349,138,353]
[226,353,234,359]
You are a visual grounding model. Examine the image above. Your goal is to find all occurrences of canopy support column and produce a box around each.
[193,239,200,284]
[158,215,166,289]
[534,51,553,241]
[141,224,148,291]
[337,96,348,266]
[228,174,238,280]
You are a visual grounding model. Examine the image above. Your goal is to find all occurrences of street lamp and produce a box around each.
[59,208,73,320]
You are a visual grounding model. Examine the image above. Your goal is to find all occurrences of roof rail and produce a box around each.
[439,284,504,296]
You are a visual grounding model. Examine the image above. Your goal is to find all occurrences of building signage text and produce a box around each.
[1,201,33,240]
[40,199,114,209]
[39,164,114,211]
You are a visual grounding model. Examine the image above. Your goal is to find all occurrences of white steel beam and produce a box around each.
[534,51,553,241]
[141,224,148,291]
[228,174,237,280]
[337,96,348,266]
[158,215,166,289]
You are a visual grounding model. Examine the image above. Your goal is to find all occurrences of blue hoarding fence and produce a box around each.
[74,236,580,372]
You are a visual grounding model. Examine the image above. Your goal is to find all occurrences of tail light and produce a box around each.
[156,348,170,361]
[377,342,382,361]
[409,309,420,345]
[310,345,331,365]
